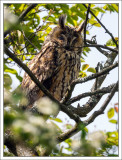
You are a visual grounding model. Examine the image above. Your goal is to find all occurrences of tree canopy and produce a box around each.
[3,3,119,157]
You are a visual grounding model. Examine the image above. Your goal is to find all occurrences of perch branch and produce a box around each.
[4,45,81,123]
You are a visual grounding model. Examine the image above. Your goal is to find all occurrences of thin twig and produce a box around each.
[86,39,118,54]
[4,4,37,37]
[20,13,52,52]
[84,44,118,53]
[66,83,118,105]
[22,31,40,51]
[83,4,118,48]
[84,4,91,44]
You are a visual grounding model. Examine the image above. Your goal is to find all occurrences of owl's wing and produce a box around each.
[21,47,58,106]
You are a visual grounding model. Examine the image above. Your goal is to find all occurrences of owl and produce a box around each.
[21,14,84,109]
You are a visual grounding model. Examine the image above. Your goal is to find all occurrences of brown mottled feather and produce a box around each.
[21,15,84,108]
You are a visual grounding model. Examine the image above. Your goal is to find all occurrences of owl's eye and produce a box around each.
[58,36,64,40]
[73,38,78,43]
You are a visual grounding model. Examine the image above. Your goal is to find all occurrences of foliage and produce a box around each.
[4,3,118,157]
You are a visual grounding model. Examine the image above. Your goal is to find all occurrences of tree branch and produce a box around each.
[84,4,91,44]
[61,61,118,104]
[57,81,118,143]
[4,4,37,37]
[57,124,79,143]
[4,45,81,123]
[4,45,58,103]
[84,81,118,125]
[22,31,40,51]
[84,44,118,53]
[66,83,118,105]
[95,46,109,57]
[83,4,118,48]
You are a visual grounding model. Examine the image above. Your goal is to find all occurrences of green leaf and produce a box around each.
[77,4,87,11]
[47,16,57,23]
[90,4,95,8]
[87,67,96,73]
[90,9,99,19]
[82,64,89,71]
[65,147,72,152]
[107,108,115,119]
[95,7,106,13]
[84,47,91,53]
[4,74,12,89]
[65,124,73,129]
[84,127,88,133]
[67,16,75,26]
[4,65,22,82]
[80,58,85,63]
[109,119,117,124]
[111,4,118,12]
[75,10,86,19]
[86,30,90,35]
[79,71,87,78]
[89,19,101,27]
[106,38,118,47]
[107,4,116,12]
[65,138,72,146]
[83,51,87,57]
[50,117,62,123]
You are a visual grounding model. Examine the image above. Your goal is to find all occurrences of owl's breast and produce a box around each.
[49,49,81,101]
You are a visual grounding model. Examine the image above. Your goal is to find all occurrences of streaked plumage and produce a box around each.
[21,15,84,108]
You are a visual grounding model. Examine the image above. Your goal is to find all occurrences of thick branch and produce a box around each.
[57,81,118,143]
[4,4,37,37]
[61,61,118,104]
[95,46,109,57]
[57,124,79,143]
[83,4,118,48]
[4,46,58,103]
[4,45,81,123]
[84,81,118,125]
[4,130,38,156]
[66,83,118,105]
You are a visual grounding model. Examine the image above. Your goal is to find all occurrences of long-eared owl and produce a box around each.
[21,14,84,108]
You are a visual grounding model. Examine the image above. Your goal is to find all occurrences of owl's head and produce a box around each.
[47,14,85,51]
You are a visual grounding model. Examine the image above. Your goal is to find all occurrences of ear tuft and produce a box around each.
[76,20,86,32]
[59,14,66,29]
